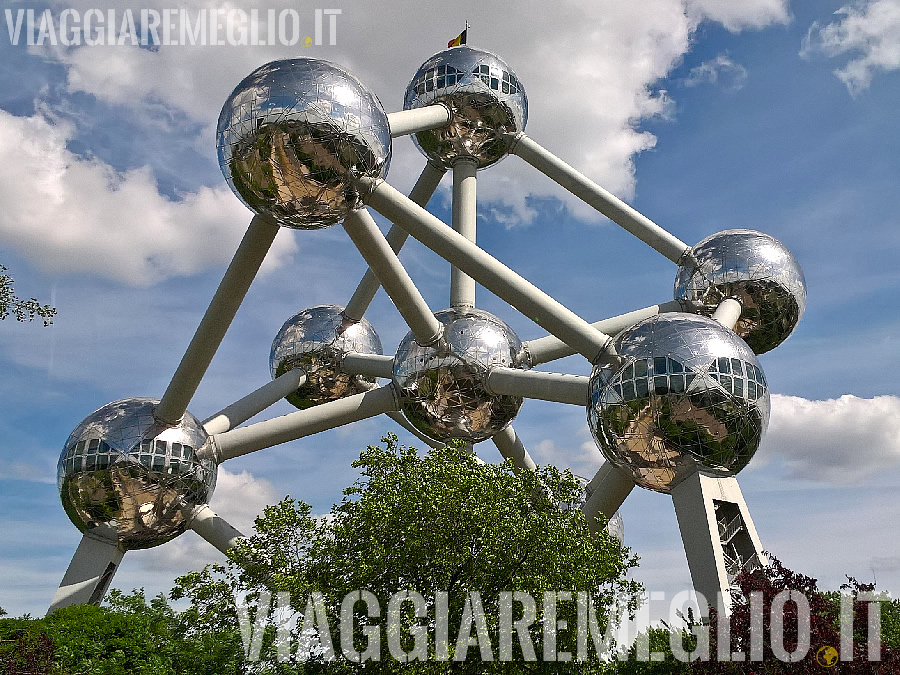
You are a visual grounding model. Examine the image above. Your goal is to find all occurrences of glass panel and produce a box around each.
[75,440,86,453]
[437,76,445,88]
[152,456,165,472]
[654,357,667,374]
[624,381,636,399]
[720,375,733,392]
[490,77,499,90]
[141,439,153,453]
[623,363,634,380]
[654,376,668,394]
[634,360,648,377]
[87,438,99,452]
[426,80,434,92]
[717,357,731,374]
[73,456,83,471]
[731,358,744,376]
[670,375,685,393]
[171,443,182,458]
[668,358,683,373]
[635,378,649,397]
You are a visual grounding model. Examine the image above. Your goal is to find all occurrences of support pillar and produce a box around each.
[671,468,766,616]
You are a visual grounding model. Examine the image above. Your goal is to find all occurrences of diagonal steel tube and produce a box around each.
[486,368,589,406]
[155,214,280,425]
[343,208,444,346]
[202,370,306,435]
[202,384,399,462]
[344,163,446,322]
[508,133,690,264]
[519,300,684,367]
[492,425,538,473]
[361,178,615,364]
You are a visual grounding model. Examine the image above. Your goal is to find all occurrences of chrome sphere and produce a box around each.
[217,59,391,229]
[588,314,770,494]
[58,398,216,550]
[270,305,383,410]
[393,307,525,443]
[675,229,806,354]
[403,46,527,169]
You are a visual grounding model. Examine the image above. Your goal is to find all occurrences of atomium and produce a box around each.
[51,46,808,615]
[393,307,525,443]
[217,58,392,230]
[403,46,527,169]
[675,229,806,354]
[587,313,770,493]
[57,398,216,550]
[270,304,383,409]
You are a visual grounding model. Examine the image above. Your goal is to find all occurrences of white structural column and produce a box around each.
[671,470,766,616]
[492,425,538,473]
[48,526,124,613]
[386,105,451,138]
[343,208,444,346]
[340,352,395,379]
[155,214,280,425]
[202,384,399,462]
[202,370,306,435]
[344,163,446,322]
[486,368,589,406]
[520,300,684,367]
[362,179,615,364]
[581,462,636,534]
[712,297,742,330]
[451,158,478,308]
[508,133,690,264]
[188,504,245,555]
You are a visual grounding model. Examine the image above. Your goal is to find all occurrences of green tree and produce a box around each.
[0,263,56,325]
[174,436,642,672]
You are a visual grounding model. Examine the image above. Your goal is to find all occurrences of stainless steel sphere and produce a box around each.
[217,59,391,229]
[403,46,527,169]
[675,229,806,354]
[270,304,383,410]
[393,307,525,443]
[588,313,770,494]
[57,398,216,550]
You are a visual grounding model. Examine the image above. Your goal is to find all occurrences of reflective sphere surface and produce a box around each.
[217,59,391,229]
[675,229,806,354]
[58,398,216,550]
[588,314,770,494]
[271,304,383,409]
[403,46,527,169]
[394,308,525,443]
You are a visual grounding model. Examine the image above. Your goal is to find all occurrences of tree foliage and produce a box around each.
[174,436,643,672]
[0,263,56,325]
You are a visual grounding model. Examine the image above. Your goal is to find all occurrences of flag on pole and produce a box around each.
[448,27,467,48]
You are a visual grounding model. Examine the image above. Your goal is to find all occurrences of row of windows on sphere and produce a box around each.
[411,63,521,96]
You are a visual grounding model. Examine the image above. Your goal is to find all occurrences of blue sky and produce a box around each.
[2,0,900,622]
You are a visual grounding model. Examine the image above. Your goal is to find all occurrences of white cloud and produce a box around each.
[802,0,900,95]
[757,394,900,484]
[685,0,790,32]
[0,108,297,285]
[684,54,749,89]
[28,0,792,231]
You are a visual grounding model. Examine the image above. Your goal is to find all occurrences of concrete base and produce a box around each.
[671,469,765,616]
